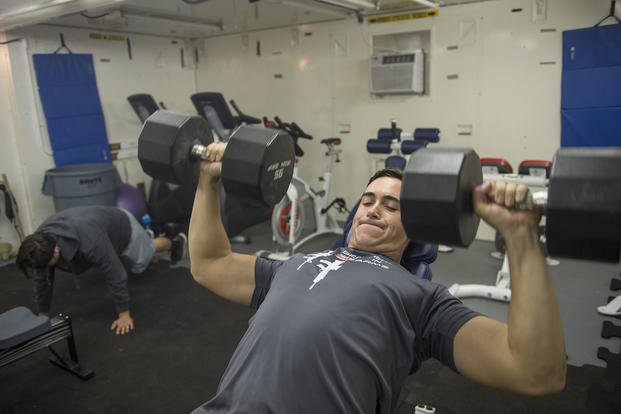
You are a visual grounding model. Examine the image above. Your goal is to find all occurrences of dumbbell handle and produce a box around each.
[483,173,548,214]
[190,143,216,161]
[512,190,547,214]
[483,172,548,187]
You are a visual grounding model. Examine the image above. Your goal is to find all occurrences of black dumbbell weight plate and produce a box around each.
[138,111,213,185]
[401,148,482,247]
[221,126,295,207]
[546,147,621,262]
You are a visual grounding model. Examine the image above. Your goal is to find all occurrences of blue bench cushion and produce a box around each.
[0,307,51,350]
[367,139,393,154]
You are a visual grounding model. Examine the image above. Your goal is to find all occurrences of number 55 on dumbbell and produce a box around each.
[137,110,295,207]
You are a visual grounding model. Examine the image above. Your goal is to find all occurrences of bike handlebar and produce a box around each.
[271,116,312,140]
[290,122,313,140]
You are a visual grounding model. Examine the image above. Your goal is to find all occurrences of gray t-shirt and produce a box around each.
[193,248,480,414]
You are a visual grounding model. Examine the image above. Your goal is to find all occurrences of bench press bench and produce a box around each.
[0,306,94,380]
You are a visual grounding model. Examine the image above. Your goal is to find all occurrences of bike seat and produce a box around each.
[320,138,341,146]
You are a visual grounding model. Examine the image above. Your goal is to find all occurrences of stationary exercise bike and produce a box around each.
[259,117,348,259]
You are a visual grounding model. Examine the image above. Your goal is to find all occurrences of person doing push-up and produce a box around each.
[17,205,187,335]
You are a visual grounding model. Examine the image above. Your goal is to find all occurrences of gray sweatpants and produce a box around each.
[119,209,156,273]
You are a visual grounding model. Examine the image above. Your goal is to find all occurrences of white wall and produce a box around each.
[0,34,29,251]
[193,0,611,240]
[0,0,612,246]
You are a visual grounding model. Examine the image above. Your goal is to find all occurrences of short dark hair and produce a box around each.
[367,168,403,185]
[16,232,55,278]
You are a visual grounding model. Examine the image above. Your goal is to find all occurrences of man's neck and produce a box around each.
[347,244,405,264]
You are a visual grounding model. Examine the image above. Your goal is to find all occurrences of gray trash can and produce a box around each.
[42,163,121,212]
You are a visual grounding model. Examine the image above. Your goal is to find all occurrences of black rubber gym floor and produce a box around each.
[0,222,618,414]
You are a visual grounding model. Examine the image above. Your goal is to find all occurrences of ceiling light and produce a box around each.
[0,0,75,18]
[120,6,222,30]
[0,0,124,31]
[274,0,350,17]
[410,0,439,8]
[314,0,377,11]
[314,0,358,12]
[341,0,378,9]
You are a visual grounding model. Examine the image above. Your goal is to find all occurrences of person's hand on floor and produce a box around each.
[111,311,134,335]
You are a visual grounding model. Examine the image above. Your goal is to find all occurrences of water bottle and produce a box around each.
[141,214,154,238]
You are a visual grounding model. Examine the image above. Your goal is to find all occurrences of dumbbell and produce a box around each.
[138,110,295,207]
[400,147,621,262]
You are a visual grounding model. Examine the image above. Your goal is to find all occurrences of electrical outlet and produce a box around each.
[457,124,473,136]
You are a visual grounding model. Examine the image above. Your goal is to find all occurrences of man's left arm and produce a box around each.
[86,238,134,335]
[453,182,566,395]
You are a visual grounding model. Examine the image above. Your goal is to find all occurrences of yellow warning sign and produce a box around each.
[89,33,126,42]
[368,9,438,25]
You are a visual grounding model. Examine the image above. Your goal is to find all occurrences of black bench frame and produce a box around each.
[0,313,94,380]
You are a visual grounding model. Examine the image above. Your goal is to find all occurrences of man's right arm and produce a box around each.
[189,143,257,307]
[452,182,566,395]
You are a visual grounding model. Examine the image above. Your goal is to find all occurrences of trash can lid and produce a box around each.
[45,163,116,176]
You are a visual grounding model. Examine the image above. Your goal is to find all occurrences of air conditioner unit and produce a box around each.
[370,49,425,95]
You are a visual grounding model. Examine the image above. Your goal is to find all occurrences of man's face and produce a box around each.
[348,176,409,260]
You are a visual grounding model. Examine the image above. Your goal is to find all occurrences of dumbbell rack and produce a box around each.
[588,272,621,412]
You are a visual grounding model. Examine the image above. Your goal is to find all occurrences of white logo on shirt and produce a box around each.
[297,251,333,270]
[309,259,345,290]
[298,250,392,290]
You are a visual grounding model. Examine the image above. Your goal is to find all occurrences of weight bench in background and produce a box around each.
[0,307,94,380]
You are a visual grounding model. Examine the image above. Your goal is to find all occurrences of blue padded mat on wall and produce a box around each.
[561,24,621,147]
[562,66,621,109]
[563,24,621,70]
[561,107,621,147]
[33,54,111,166]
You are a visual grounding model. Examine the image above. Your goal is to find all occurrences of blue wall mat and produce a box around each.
[53,144,113,167]
[33,54,111,165]
[563,24,621,70]
[562,66,621,109]
[46,114,108,149]
[562,24,621,147]
[561,107,621,147]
